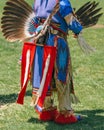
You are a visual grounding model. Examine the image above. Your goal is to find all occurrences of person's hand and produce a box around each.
[73,33,78,38]
[73,31,82,38]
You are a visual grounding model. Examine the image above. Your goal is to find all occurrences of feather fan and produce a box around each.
[74,1,103,54]
[75,1,103,28]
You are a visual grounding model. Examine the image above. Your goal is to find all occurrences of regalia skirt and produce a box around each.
[31,34,79,112]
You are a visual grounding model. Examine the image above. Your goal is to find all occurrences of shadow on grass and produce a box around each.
[0,90,31,105]
[28,109,104,130]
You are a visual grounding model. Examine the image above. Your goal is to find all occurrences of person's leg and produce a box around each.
[31,91,57,121]
[54,38,78,124]
[31,39,57,121]
[54,70,78,124]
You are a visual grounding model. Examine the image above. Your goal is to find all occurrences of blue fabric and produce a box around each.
[46,34,55,46]
[32,34,55,88]
[46,34,69,82]
[33,0,73,33]
[59,0,73,17]
[32,46,43,88]
[35,105,42,112]
[32,33,69,86]
[56,38,69,82]
[32,0,83,85]
[68,18,83,34]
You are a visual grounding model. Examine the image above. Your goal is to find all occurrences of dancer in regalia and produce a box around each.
[1,0,103,124]
[30,0,82,124]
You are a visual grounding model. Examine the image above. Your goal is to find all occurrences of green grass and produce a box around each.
[0,0,104,130]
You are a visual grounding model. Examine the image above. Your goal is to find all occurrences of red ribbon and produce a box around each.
[36,46,56,110]
[17,42,36,104]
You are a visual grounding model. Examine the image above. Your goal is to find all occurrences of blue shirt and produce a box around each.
[33,0,73,34]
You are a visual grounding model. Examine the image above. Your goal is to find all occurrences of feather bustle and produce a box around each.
[1,0,35,42]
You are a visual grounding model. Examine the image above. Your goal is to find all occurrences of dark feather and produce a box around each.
[82,13,103,27]
[4,6,29,16]
[4,32,26,42]
[4,1,32,15]
[1,15,27,24]
[75,1,91,16]
[86,8,102,18]
[76,1,94,17]
[2,27,24,34]
[77,1,99,19]
[75,1,103,28]
[1,17,26,24]
[3,10,28,19]
[1,15,22,21]
[1,22,25,29]
[6,0,32,13]
[79,7,102,21]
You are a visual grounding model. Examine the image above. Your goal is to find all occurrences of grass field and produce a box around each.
[0,0,104,130]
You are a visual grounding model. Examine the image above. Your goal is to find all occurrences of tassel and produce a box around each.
[77,33,96,54]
